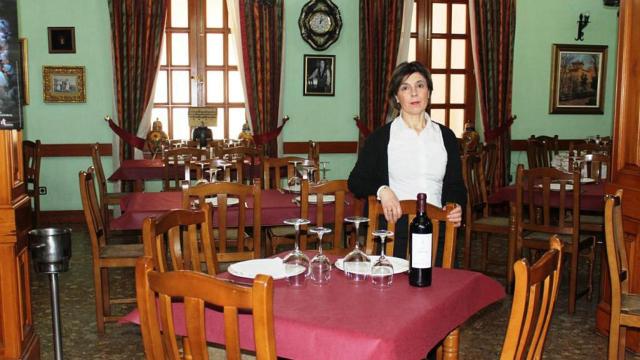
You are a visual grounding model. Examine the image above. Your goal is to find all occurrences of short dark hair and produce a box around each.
[387,61,433,109]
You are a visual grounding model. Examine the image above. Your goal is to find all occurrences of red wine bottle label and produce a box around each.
[411,233,432,268]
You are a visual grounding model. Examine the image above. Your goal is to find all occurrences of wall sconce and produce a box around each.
[575,12,590,41]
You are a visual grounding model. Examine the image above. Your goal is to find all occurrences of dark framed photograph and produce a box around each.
[549,44,607,114]
[304,54,335,96]
[48,27,76,54]
[42,66,86,103]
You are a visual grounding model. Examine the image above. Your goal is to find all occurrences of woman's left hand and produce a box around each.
[445,204,462,227]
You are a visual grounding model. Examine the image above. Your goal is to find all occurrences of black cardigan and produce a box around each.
[348,121,467,207]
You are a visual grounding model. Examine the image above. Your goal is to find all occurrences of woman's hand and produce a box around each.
[380,187,402,223]
[446,204,462,227]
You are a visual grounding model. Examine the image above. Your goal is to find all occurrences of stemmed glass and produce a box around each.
[282,218,311,287]
[287,160,303,193]
[318,161,329,184]
[343,216,370,283]
[308,227,332,285]
[300,160,317,183]
[371,230,394,288]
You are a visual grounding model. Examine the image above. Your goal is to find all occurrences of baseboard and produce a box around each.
[40,210,85,225]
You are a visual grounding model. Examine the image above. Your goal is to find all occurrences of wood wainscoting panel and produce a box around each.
[283,141,358,154]
[40,143,112,157]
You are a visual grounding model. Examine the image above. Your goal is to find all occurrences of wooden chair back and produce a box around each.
[135,256,276,360]
[482,142,498,192]
[163,147,208,190]
[218,145,263,184]
[182,180,262,263]
[500,235,563,359]
[23,139,41,226]
[365,197,457,267]
[80,167,107,249]
[307,140,320,164]
[568,152,610,183]
[142,205,218,275]
[300,179,349,251]
[262,156,305,190]
[462,152,489,219]
[530,135,559,154]
[569,141,610,156]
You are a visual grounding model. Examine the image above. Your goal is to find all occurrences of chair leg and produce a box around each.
[618,326,627,360]
[586,246,595,301]
[101,268,111,317]
[93,267,105,334]
[480,233,489,272]
[568,253,579,314]
[463,226,472,269]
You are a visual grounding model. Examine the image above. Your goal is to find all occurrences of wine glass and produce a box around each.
[343,216,370,283]
[371,230,394,288]
[282,218,311,287]
[308,227,332,285]
[287,160,303,192]
[318,161,329,184]
[300,160,317,183]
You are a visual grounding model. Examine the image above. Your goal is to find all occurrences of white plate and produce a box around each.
[194,197,240,207]
[227,258,305,280]
[294,194,336,204]
[334,256,409,275]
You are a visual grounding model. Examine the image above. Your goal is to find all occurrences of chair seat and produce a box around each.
[473,216,510,227]
[622,293,640,315]
[100,244,144,259]
[268,226,295,237]
[523,232,594,247]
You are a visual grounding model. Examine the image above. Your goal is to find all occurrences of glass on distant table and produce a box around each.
[318,161,329,183]
[308,226,332,285]
[371,230,394,288]
[343,216,370,283]
[282,218,311,287]
[287,160,303,193]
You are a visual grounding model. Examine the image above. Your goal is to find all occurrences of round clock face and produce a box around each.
[309,12,332,34]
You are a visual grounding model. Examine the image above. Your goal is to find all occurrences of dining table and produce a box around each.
[122,254,506,359]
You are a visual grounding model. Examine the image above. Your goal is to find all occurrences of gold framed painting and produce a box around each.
[42,65,86,103]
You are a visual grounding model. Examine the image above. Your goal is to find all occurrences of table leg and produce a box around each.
[507,201,516,294]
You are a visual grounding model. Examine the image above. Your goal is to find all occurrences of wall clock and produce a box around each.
[298,0,342,51]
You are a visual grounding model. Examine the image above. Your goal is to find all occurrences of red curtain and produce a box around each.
[469,0,517,189]
[109,0,168,160]
[358,0,406,138]
[239,0,284,157]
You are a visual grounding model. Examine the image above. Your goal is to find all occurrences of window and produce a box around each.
[152,0,245,140]
[409,0,475,137]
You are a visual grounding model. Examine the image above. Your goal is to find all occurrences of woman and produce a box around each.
[348,61,466,259]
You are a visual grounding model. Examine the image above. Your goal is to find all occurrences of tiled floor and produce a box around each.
[30,224,624,359]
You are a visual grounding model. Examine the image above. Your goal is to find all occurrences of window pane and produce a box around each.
[206,0,223,28]
[151,108,169,132]
[171,33,190,65]
[229,71,244,102]
[229,108,246,138]
[172,108,190,140]
[431,3,448,34]
[430,109,446,125]
[450,74,465,104]
[451,4,467,35]
[171,0,189,28]
[449,109,465,137]
[228,34,238,66]
[408,38,417,62]
[206,71,224,103]
[431,39,447,69]
[171,70,191,103]
[206,34,223,66]
[160,35,167,66]
[154,70,168,103]
[451,39,466,69]
[431,74,446,104]
[210,108,225,138]
[411,2,417,33]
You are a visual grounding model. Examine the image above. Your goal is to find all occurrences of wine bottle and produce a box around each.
[409,192,433,287]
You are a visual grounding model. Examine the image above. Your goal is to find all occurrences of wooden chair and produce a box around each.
[526,135,558,169]
[183,180,262,264]
[142,205,218,275]
[568,152,610,184]
[262,156,306,190]
[163,147,208,190]
[299,179,349,253]
[461,153,510,276]
[218,145,263,184]
[515,164,596,314]
[90,143,127,233]
[79,168,144,334]
[482,142,498,193]
[23,140,41,227]
[604,190,640,359]
[135,256,276,360]
[569,141,610,156]
[500,235,563,359]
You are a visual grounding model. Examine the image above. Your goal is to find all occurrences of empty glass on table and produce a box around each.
[343,216,370,283]
[287,160,303,193]
[371,230,394,288]
[282,218,311,287]
[308,226,332,285]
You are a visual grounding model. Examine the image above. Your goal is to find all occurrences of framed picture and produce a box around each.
[42,66,86,103]
[304,54,335,96]
[549,44,607,114]
[19,38,29,105]
[48,27,76,53]
[0,0,23,129]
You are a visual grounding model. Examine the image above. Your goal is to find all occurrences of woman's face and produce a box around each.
[395,72,429,116]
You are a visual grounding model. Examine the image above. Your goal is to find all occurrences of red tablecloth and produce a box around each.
[122,265,505,359]
[110,189,354,230]
[488,182,605,211]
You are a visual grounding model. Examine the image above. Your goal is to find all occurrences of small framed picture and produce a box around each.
[303,55,335,96]
[549,44,607,114]
[42,66,86,103]
[48,27,76,54]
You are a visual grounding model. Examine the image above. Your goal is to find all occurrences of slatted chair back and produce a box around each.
[262,156,306,190]
[500,235,563,360]
[135,256,276,360]
[482,142,498,192]
[163,147,208,190]
[218,145,263,184]
[365,197,457,267]
[568,152,610,183]
[142,205,218,275]
[23,139,42,226]
[182,180,262,264]
[569,141,610,156]
[299,179,349,251]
